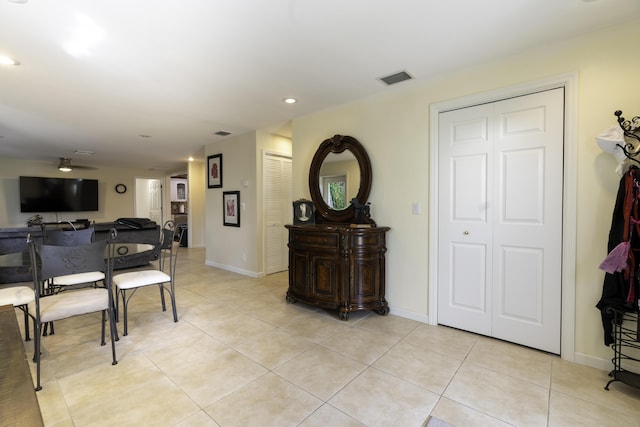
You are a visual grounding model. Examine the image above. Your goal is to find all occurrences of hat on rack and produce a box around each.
[596,125,627,163]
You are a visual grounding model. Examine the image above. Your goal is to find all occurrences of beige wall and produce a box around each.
[205,132,257,275]
[188,156,206,248]
[204,131,292,276]
[291,21,640,365]
[0,157,168,227]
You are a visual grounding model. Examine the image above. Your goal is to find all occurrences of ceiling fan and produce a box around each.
[57,157,97,172]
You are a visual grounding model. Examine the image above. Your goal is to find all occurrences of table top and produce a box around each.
[0,243,155,268]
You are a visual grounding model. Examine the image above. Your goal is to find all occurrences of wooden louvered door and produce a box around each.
[264,152,292,274]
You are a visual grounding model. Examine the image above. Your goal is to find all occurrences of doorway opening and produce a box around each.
[134,178,163,226]
[170,174,188,247]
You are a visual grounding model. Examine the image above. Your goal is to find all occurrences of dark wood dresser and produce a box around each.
[285,224,390,320]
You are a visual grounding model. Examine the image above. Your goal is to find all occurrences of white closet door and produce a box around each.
[438,88,564,354]
[149,180,163,225]
[438,102,494,336]
[264,153,292,274]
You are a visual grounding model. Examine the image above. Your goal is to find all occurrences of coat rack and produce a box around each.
[615,110,640,164]
[600,112,640,391]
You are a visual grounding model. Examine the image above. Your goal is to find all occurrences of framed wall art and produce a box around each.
[223,191,240,227]
[293,199,315,225]
[207,153,223,188]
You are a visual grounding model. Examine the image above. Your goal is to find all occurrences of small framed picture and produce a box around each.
[207,153,223,188]
[293,199,315,225]
[223,191,240,227]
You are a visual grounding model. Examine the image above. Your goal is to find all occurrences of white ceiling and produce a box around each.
[1,0,639,172]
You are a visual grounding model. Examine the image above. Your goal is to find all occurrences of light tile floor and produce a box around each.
[13,247,640,426]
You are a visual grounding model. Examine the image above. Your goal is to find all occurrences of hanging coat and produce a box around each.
[596,167,640,345]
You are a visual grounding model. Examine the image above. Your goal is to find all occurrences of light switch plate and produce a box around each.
[412,202,421,215]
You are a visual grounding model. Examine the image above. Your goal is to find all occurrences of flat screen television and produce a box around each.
[19,176,99,212]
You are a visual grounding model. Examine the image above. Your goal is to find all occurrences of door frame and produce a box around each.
[428,73,578,361]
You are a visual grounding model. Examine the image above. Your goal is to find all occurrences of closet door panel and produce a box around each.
[497,245,543,323]
[491,88,563,354]
[501,148,544,224]
[438,103,493,335]
[449,242,487,313]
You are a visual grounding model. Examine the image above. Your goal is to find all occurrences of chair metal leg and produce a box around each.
[159,284,167,312]
[107,306,118,365]
[121,290,129,336]
[170,284,178,323]
[100,310,106,346]
[115,287,120,322]
[34,321,42,392]
[110,305,119,341]
[42,321,55,336]
[22,308,30,341]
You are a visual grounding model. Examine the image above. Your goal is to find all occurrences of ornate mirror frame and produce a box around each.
[309,134,372,223]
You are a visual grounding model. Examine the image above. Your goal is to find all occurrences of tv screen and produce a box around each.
[19,176,99,213]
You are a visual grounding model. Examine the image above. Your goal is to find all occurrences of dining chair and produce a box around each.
[41,225,105,293]
[27,230,118,391]
[114,220,180,336]
[40,225,104,336]
[0,285,35,341]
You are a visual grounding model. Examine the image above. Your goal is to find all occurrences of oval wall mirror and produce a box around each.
[309,135,372,223]
[318,151,360,211]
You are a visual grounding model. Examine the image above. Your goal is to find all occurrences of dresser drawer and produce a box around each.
[290,230,340,248]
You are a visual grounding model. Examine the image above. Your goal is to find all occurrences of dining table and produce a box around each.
[0,243,156,284]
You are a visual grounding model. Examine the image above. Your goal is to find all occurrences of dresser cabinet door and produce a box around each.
[290,251,310,297]
[310,253,341,303]
[350,252,383,304]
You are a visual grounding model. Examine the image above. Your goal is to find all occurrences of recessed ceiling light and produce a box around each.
[138,134,152,138]
[213,130,231,136]
[0,55,20,66]
[283,98,297,104]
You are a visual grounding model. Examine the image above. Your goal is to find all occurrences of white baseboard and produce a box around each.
[573,352,612,371]
[388,306,430,324]
[204,260,259,278]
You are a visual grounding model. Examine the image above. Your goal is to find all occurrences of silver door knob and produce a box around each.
[463,231,469,235]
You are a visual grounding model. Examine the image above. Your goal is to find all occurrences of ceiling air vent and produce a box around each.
[214,131,231,136]
[379,71,413,86]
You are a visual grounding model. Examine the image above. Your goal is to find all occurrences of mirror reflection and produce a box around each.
[319,151,360,211]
